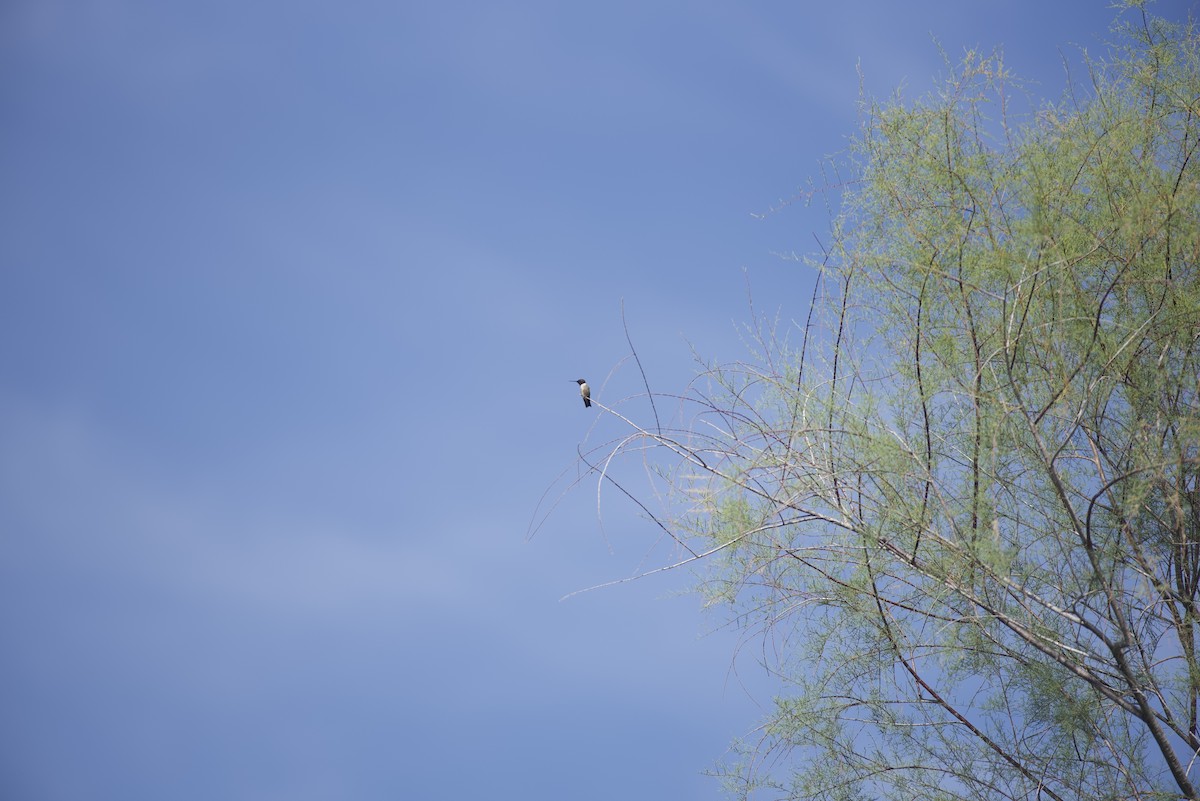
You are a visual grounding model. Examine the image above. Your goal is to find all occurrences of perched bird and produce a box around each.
[575,378,591,408]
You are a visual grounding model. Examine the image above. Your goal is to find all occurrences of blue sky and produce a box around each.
[1,2,1194,799]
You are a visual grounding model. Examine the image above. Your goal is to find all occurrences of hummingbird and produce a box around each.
[575,378,591,408]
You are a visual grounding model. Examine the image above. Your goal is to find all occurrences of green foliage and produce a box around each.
[667,8,1200,801]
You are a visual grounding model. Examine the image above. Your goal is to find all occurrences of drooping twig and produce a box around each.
[622,298,661,436]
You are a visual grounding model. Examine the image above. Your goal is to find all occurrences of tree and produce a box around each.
[574,6,1200,800]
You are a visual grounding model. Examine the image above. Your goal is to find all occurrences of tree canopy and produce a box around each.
[578,6,1200,800]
